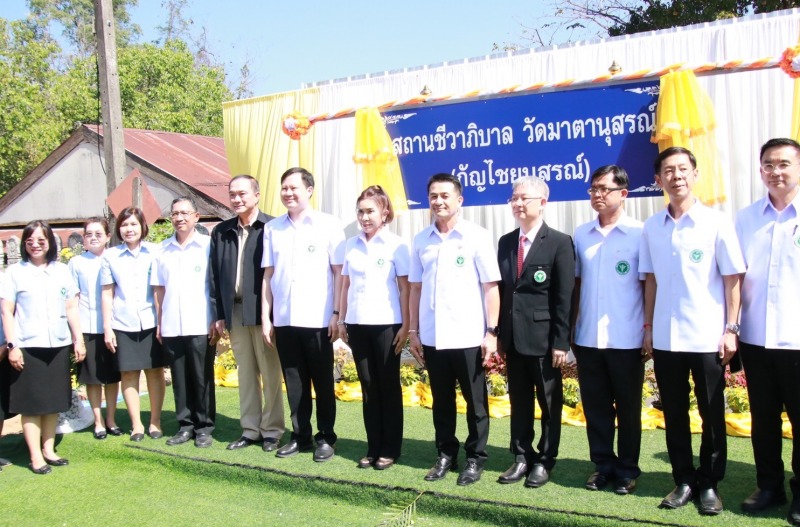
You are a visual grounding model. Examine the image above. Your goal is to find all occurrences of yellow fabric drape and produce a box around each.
[793,32,800,142]
[223,90,321,217]
[653,70,726,206]
[353,107,408,214]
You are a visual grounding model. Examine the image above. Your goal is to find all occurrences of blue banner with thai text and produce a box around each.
[383,80,662,208]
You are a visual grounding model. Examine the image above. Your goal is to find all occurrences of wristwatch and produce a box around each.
[486,326,500,337]
[5,342,14,351]
[725,323,740,335]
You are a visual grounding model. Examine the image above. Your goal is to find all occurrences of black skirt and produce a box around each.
[116,328,165,371]
[8,346,72,416]
[77,334,121,385]
[0,358,17,421]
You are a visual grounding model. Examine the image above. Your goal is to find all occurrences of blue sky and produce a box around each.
[0,0,546,97]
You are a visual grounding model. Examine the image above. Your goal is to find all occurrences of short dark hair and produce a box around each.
[590,165,629,189]
[427,173,462,195]
[760,138,800,161]
[21,220,59,263]
[281,167,314,189]
[83,217,110,235]
[230,174,260,193]
[171,196,197,212]
[115,207,149,240]
[357,185,395,224]
[654,147,697,173]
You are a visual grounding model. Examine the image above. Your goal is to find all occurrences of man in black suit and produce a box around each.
[496,175,575,488]
[209,175,285,453]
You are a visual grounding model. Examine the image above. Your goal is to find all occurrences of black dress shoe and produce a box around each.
[313,442,335,462]
[226,436,259,450]
[524,464,550,488]
[44,457,69,467]
[148,430,163,440]
[374,457,395,470]
[129,433,145,442]
[358,456,374,469]
[106,426,124,436]
[585,472,609,491]
[424,456,455,481]
[166,431,192,446]
[262,438,280,452]
[698,487,723,515]
[498,462,528,484]
[93,429,107,440]
[456,459,483,486]
[741,488,787,513]
[788,495,800,526]
[194,433,213,448]
[275,440,313,458]
[614,478,637,495]
[0,458,11,467]
[28,463,52,475]
[660,484,694,509]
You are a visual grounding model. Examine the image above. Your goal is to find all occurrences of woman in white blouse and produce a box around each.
[0,220,85,474]
[69,217,122,439]
[101,207,165,442]
[338,186,410,470]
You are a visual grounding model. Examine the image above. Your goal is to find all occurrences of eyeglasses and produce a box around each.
[170,211,197,218]
[507,196,542,205]
[83,232,106,238]
[760,162,796,173]
[587,187,624,196]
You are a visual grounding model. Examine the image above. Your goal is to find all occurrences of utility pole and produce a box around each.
[95,0,136,206]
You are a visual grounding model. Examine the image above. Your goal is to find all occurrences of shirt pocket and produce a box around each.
[612,248,638,282]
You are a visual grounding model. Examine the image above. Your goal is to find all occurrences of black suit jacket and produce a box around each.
[209,211,274,328]
[497,222,575,357]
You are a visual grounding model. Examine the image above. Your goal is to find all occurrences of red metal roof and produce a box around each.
[86,125,231,206]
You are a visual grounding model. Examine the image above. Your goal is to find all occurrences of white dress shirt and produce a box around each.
[342,228,410,325]
[574,213,645,349]
[151,233,213,337]
[639,201,745,352]
[100,242,159,332]
[262,209,346,328]
[736,193,800,349]
[0,261,77,348]
[69,251,105,334]
[409,218,501,349]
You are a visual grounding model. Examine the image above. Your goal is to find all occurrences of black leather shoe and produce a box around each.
[741,488,787,513]
[28,463,52,475]
[275,440,313,458]
[498,462,528,484]
[194,433,213,448]
[585,472,609,491]
[44,457,69,467]
[456,459,483,486]
[0,458,11,467]
[358,456,374,469]
[148,429,163,440]
[94,429,107,440]
[166,431,192,446]
[524,464,550,488]
[614,478,637,495]
[130,432,145,442]
[262,438,280,452]
[226,436,259,450]
[660,484,693,509]
[374,457,395,470]
[698,487,723,515]
[788,495,800,526]
[424,456,455,481]
[313,442,335,462]
[106,426,124,436]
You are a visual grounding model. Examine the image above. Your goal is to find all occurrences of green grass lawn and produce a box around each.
[0,387,793,526]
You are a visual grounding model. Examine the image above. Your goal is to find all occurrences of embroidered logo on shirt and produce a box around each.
[615,260,630,275]
[194,265,201,272]
[794,236,800,248]
[308,245,316,253]
[689,249,704,263]
[455,256,465,267]
[376,258,385,267]
[533,270,547,283]
[60,287,67,297]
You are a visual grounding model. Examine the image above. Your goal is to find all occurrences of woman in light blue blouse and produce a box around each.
[101,207,165,442]
[69,217,122,439]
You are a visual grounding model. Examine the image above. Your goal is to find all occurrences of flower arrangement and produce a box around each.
[726,386,750,413]
[281,111,311,140]
[562,378,581,408]
[59,243,84,264]
[486,372,508,396]
[399,364,422,387]
[779,45,800,80]
[341,361,359,383]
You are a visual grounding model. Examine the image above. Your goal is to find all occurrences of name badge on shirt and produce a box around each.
[689,249,704,263]
[615,260,630,275]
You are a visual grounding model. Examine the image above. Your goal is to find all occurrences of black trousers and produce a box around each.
[348,324,403,459]
[507,349,562,469]
[574,345,644,479]
[741,342,800,494]
[652,349,726,488]
[275,326,336,445]
[422,345,488,463]
[162,335,216,435]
